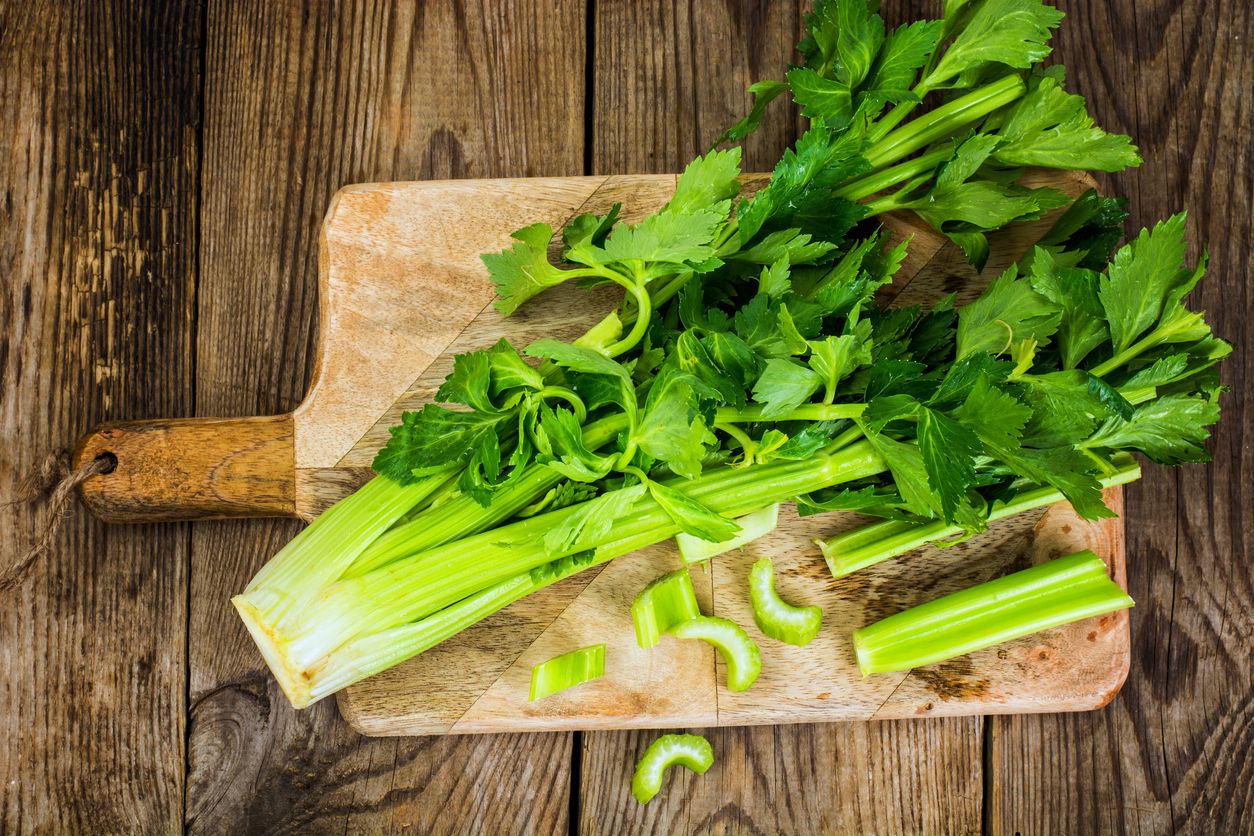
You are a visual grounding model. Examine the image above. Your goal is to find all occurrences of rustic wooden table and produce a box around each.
[1,1,1250,832]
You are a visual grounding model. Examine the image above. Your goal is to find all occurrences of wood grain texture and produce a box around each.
[0,0,201,831]
[988,1,1254,833]
[581,721,983,834]
[74,415,294,521]
[2,0,1249,832]
[592,0,805,175]
[186,1,583,833]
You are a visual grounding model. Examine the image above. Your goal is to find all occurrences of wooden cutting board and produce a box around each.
[73,170,1130,736]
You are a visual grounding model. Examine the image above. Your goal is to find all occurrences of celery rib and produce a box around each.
[818,453,1141,578]
[852,551,1133,675]
[346,414,629,577]
[235,441,886,706]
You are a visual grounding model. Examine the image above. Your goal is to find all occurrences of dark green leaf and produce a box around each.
[487,338,545,395]
[436,349,496,412]
[957,268,1062,359]
[788,67,853,124]
[372,405,508,483]
[1027,248,1108,369]
[635,370,714,479]
[733,230,838,266]
[1082,392,1220,465]
[751,359,824,419]
[710,80,790,148]
[867,19,943,94]
[668,148,744,215]
[861,429,942,518]
[536,405,616,482]
[926,0,1064,88]
[917,406,983,520]
[562,204,621,254]
[993,73,1141,172]
[1099,213,1190,355]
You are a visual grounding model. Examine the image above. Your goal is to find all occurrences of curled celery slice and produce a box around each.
[676,504,780,564]
[631,569,700,648]
[529,644,606,701]
[748,557,823,646]
[668,615,762,692]
[852,550,1134,675]
[631,733,714,804]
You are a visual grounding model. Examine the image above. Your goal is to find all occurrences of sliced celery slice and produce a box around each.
[852,550,1134,675]
[529,644,606,701]
[668,615,762,692]
[631,733,714,804]
[631,569,700,649]
[676,504,780,564]
[747,557,823,646]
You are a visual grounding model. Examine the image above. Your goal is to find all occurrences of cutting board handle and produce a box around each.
[72,415,296,522]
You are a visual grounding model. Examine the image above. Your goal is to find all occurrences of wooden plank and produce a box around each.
[580,1,982,831]
[590,0,804,175]
[989,0,1254,832]
[581,721,983,834]
[0,0,201,831]
[185,1,584,832]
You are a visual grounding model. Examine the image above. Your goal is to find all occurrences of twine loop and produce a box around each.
[1,451,113,592]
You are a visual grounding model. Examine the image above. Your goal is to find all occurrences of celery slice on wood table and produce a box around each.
[852,550,1134,675]
[529,644,606,701]
[668,616,762,692]
[819,453,1142,577]
[748,557,823,646]
[632,733,715,804]
[677,504,780,564]
[631,569,701,648]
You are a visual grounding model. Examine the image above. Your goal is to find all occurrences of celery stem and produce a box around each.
[865,75,1026,169]
[819,453,1141,577]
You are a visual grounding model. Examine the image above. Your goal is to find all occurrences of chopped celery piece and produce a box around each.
[852,550,1134,675]
[677,504,780,564]
[631,733,714,804]
[632,569,700,649]
[747,557,823,646]
[529,644,606,701]
[819,454,1141,578]
[668,615,762,692]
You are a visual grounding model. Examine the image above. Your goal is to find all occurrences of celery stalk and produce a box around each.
[241,468,457,619]
[818,453,1141,578]
[851,550,1134,675]
[346,414,628,577]
[236,440,886,707]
